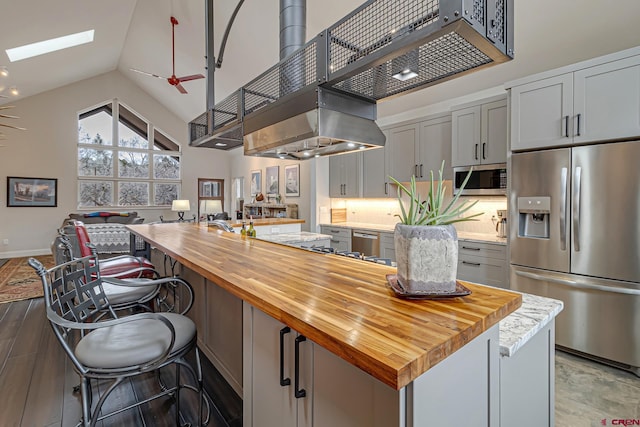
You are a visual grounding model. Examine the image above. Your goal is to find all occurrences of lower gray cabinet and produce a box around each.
[457,240,507,288]
[379,231,395,262]
[320,226,351,252]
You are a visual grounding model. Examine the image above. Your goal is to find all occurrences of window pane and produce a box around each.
[154,183,179,206]
[79,181,113,207]
[118,106,148,148]
[79,106,113,146]
[118,182,149,206]
[154,129,179,151]
[154,154,180,179]
[78,148,113,177]
[118,151,149,178]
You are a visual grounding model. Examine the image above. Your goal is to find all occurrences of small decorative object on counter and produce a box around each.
[389,161,481,295]
[241,221,247,236]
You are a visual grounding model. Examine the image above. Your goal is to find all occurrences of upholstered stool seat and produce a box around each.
[75,313,196,369]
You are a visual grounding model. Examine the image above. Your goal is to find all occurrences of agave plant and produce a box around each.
[389,160,482,226]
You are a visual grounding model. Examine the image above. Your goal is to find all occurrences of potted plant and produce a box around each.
[389,161,481,295]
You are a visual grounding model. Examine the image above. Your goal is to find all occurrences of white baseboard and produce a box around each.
[0,249,52,259]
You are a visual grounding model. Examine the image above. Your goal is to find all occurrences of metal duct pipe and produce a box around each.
[279,0,306,60]
[279,0,306,97]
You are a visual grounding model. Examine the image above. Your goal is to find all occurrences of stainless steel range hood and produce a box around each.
[243,86,385,159]
[189,0,514,158]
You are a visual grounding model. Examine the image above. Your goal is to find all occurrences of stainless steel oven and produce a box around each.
[453,164,507,195]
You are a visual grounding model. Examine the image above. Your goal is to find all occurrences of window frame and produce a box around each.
[77,99,182,209]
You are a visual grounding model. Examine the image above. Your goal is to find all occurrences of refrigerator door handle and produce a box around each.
[560,167,568,251]
[515,270,640,296]
[573,166,582,251]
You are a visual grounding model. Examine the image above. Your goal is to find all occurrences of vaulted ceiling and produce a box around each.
[1,0,640,128]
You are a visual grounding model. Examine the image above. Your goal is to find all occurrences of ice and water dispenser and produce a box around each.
[517,197,550,239]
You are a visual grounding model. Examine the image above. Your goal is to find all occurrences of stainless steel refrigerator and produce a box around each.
[510,140,640,375]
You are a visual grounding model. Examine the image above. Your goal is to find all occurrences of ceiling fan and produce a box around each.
[130,16,204,94]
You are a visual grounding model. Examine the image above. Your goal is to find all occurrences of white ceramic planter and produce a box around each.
[394,223,458,293]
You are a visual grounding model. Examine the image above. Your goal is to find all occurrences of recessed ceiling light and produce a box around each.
[0,66,8,77]
[6,29,95,62]
[358,145,366,150]
[392,69,419,81]
[347,142,355,148]
[9,86,19,96]
[215,142,227,147]
[303,151,311,157]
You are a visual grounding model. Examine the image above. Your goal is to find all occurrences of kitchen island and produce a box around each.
[129,222,524,426]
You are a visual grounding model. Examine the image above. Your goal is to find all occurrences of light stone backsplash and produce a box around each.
[330,181,506,237]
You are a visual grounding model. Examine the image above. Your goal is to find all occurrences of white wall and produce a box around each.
[0,70,230,257]
[228,148,313,231]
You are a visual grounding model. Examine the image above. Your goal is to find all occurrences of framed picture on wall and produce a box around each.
[265,166,279,196]
[284,164,300,197]
[7,176,58,207]
[250,170,262,196]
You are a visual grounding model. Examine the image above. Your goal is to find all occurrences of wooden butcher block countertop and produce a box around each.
[128,222,522,390]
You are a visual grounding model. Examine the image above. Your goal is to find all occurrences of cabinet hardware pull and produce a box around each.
[564,115,569,137]
[420,164,424,178]
[462,261,482,266]
[414,164,418,177]
[482,143,486,160]
[461,246,481,251]
[474,144,478,160]
[279,327,291,386]
[294,335,307,398]
[576,113,581,136]
[331,239,339,243]
[330,230,340,233]
[384,182,388,195]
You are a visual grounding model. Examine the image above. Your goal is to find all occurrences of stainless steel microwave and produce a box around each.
[453,164,507,196]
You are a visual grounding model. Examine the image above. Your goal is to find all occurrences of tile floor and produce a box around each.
[555,350,640,426]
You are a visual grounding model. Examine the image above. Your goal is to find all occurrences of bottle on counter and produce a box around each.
[248,220,256,238]
[241,221,247,236]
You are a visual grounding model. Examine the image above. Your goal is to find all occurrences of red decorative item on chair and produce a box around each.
[73,221,156,279]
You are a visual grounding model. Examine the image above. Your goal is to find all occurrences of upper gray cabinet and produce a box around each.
[451,97,507,167]
[387,114,452,183]
[362,130,391,198]
[329,152,360,198]
[508,48,640,151]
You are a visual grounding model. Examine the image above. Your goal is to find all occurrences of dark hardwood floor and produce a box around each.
[0,298,241,427]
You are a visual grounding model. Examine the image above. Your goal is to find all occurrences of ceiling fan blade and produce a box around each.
[175,83,188,94]
[130,68,167,80]
[0,105,15,110]
[0,94,7,98]
[0,113,19,119]
[0,123,26,130]
[177,74,205,82]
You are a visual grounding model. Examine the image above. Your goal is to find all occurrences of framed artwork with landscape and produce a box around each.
[250,170,262,196]
[7,176,58,207]
[284,164,300,197]
[265,166,279,196]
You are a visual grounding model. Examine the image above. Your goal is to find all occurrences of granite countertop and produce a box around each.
[321,222,507,245]
[258,232,332,245]
[499,292,564,357]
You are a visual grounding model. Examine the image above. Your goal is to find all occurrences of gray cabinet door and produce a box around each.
[342,152,360,198]
[328,156,343,197]
[574,55,640,144]
[417,115,452,180]
[362,139,389,198]
[510,74,573,151]
[387,123,418,182]
[481,99,508,164]
[451,105,481,167]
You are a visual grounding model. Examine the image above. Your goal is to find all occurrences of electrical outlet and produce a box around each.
[2,239,8,245]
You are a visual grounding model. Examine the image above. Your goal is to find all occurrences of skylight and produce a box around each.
[6,30,95,62]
